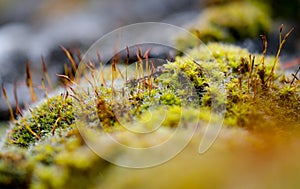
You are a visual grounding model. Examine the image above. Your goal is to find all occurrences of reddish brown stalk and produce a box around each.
[13,81,22,117]
[52,92,69,135]
[52,117,61,136]
[290,66,300,86]
[100,69,107,86]
[65,90,69,100]
[57,73,89,99]
[7,130,17,143]
[61,46,77,73]
[63,63,69,77]
[41,56,53,91]
[29,108,40,133]
[109,50,120,95]
[85,60,99,92]
[136,49,145,90]
[111,58,117,95]
[2,83,15,121]
[88,61,96,70]
[137,46,142,60]
[68,67,75,81]
[86,60,95,74]
[238,67,242,91]
[84,73,96,93]
[135,62,140,89]
[97,51,107,86]
[253,78,258,99]
[260,35,267,71]
[116,65,124,80]
[69,94,80,102]
[97,50,102,64]
[56,74,88,97]
[143,48,151,59]
[56,74,73,84]
[266,25,294,85]
[285,27,295,39]
[23,121,41,141]
[68,87,85,111]
[75,48,82,62]
[150,59,156,73]
[291,73,299,81]
[26,61,37,102]
[247,55,255,93]
[144,48,152,93]
[68,85,78,96]
[144,49,150,72]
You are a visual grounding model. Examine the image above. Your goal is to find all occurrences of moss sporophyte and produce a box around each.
[0,25,299,188]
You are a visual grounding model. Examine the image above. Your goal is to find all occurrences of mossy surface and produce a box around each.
[0,40,299,188]
[7,95,75,147]
[187,43,299,129]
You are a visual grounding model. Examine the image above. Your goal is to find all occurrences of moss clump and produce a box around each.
[0,130,108,189]
[177,1,272,49]
[7,95,75,147]
[0,30,299,188]
[29,134,108,189]
[186,42,299,129]
[3,42,299,139]
[72,41,299,131]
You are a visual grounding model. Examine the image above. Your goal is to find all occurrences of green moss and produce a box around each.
[32,144,107,189]
[170,42,298,130]
[0,33,299,188]
[5,42,298,144]
[1,126,109,189]
[7,95,75,147]
[177,1,272,49]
